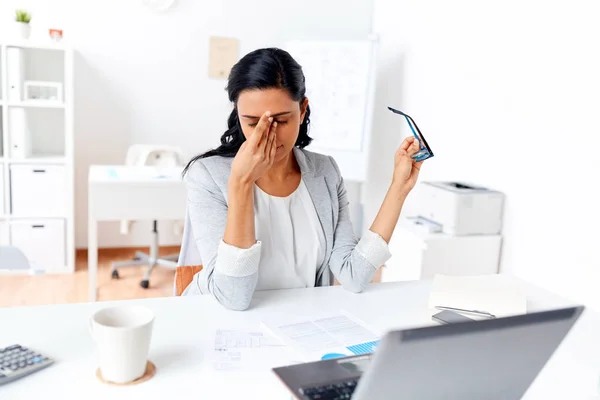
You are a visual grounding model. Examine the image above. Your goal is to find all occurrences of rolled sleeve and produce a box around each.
[215,240,262,277]
[355,230,392,268]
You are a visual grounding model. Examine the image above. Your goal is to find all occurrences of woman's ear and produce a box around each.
[300,98,309,124]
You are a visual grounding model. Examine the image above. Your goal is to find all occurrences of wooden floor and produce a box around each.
[0,247,382,308]
[0,247,179,308]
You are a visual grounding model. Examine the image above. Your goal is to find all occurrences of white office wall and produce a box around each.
[369,0,600,309]
[0,0,372,248]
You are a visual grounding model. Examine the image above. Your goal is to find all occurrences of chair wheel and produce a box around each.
[140,280,149,289]
[111,270,119,279]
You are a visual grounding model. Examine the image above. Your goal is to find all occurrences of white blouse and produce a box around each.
[252,179,326,290]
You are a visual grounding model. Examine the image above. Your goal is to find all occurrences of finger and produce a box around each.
[249,111,273,148]
[406,137,421,157]
[398,136,416,153]
[269,132,277,163]
[256,119,273,154]
[265,121,277,157]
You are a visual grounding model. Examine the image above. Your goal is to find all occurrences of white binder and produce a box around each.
[9,108,30,159]
[6,47,25,102]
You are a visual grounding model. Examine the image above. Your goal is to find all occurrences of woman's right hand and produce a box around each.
[230,111,278,185]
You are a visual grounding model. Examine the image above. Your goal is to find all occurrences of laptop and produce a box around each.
[272,306,583,400]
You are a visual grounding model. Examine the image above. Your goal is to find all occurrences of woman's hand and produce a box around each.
[230,111,278,185]
[369,136,424,243]
[391,136,423,196]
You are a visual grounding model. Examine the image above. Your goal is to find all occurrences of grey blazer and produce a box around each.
[182,147,392,310]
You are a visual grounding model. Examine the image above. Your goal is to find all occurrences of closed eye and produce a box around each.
[248,120,288,128]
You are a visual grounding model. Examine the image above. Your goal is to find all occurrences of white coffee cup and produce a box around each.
[89,305,155,383]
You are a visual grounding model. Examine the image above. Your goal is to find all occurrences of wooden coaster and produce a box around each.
[96,361,156,386]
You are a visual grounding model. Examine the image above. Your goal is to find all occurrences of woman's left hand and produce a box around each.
[391,136,423,195]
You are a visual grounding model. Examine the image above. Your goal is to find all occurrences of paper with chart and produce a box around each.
[211,329,298,371]
[285,40,373,152]
[428,274,527,318]
[261,311,380,362]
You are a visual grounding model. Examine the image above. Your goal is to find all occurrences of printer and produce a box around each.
[414,181,505,236]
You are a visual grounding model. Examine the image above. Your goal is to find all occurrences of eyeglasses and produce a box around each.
[387,106,434,162]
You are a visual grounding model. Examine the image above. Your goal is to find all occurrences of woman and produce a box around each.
[182,48,423,310]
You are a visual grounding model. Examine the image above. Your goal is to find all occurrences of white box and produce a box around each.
[24,81,63,102]
[9,107,31,159]
[10,165,67,217]
[10,219,66,271]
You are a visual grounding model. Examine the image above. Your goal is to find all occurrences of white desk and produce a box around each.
[88,165,187,301]
[1,277,600,399]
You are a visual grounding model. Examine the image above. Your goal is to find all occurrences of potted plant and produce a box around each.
[15,10,32,39]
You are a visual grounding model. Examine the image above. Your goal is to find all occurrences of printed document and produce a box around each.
[211,329,298,371]
[261,311,380,361]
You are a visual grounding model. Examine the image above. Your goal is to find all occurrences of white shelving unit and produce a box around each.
[0,41,74,274]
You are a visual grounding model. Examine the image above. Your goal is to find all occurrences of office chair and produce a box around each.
[173,207,203,296]
[111,144,185,289]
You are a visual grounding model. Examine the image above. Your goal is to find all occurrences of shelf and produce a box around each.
[2,41,69,51]
[7,216,68,221]
[8,101,65,109]
[8,156,66,165]
[0,39,74,275]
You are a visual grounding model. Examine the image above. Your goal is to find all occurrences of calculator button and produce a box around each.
[18,362,26,368]
[10,365,18,371]
[31,357,43,364]
[27,360,34,366]
[6,345,21,351]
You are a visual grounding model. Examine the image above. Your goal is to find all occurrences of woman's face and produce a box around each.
[237,88,308,163]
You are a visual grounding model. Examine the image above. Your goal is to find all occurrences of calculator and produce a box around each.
[0,344,54,385]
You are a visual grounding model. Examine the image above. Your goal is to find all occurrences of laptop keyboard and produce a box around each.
[300,380,358,399]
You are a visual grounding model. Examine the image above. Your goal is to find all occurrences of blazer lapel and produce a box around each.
[294,149,334,283]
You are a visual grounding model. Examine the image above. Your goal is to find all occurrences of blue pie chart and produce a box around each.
[321,353,346,360]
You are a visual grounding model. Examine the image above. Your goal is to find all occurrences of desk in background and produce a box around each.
[1,277,600,399]
[87,165,187,301]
